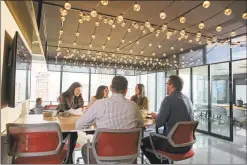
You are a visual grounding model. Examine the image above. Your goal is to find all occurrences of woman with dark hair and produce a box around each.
[57,82,84,164]
[86,85,109,110]
[130,84,149,111]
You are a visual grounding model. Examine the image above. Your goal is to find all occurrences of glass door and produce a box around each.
[210,62,231,139]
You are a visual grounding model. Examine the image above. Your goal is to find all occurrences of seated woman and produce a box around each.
[130,84,149,111]
[85,85,109,110]
[57,82,84,164]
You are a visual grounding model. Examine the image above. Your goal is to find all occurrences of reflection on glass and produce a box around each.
[15,70,27,104]
[156,72,166,111]
[210,63,230,137]
[179,68,191,98]
[90,74,114,98]
[231,35,246,60]
[193,66,208,131]
[62,72,89,102]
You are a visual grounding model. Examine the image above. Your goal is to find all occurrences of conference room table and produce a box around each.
[10,114,155,132]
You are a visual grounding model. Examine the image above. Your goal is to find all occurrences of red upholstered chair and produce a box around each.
[6,123,70,164]
[145,121,199,164]
[86,128,142,164]
[44,105,58,110]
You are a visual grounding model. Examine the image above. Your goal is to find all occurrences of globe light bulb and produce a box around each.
[216,25,222,32]
[107,36,111,40]
[121,39,125,43]
[116,47,120,51]
[163,53,166,57]
[86,15,91,21]
[102,45,106,49]
[117,14,124,23]
[95,21,99,26]
[134,3,141,11]
[60,8,68,16]
[59,30,63,35]
[143,30,146,34]
[103,18,108,24]
[203,1,210,8]
[108,19,114,25]
[121,21,126,27]
[242,13,247,19]
[145,21,150,27]
[150,27,154,32]
[199,22,205,29]
[112,24,116,28]
[140,26,144,30]
[73,42,76,46]
[64,2,71,10]
[180,48,184,52]
[224,8,232,16]
[61,16,65,21]
[92,35,96,39]
[180,16,186,23]
[91,9,97,17]
[162,24,167,31]
[158,44,162,48]
[196,32,201,38]
[89,44,92,48]
[160,11,166,19]
[76,32,79,36]
[134,23,139,29]
[149,43,152,47]
[140,51,144,54]
[79,18,83,24]
[127,28,131,32]
[231,31,236,37]
[171,46,174,50]
[101,0,108,6]
[152,53,155,56]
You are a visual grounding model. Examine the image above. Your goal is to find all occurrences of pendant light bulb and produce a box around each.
[203,1,210,8]
[180,16,186,23]
[134,2,141,11]
[160,10,166,19]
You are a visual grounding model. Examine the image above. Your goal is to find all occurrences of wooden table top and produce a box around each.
[1,114,155,135]
[217,105,247,111]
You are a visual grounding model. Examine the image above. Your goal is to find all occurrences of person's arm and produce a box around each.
[75,101,98,129]
[85,97,96,110]
[156,97,171,128]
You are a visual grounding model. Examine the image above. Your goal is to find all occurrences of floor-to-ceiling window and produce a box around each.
[179,68,191,99]
[90,74,114,98]
[62,72,90,104]
[147,73,156,112]
[156,72,166,111]
[193,66,208,131]
[125,76,138,99]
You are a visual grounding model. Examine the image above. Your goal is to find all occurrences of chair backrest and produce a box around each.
[44,105,58,110]
[167,121,198,148]
[92,128,142,163]
[6,123,63,157]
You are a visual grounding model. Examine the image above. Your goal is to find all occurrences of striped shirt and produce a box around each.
[76,93,144,130]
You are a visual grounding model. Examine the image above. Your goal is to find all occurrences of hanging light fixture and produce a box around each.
[59,30,63,35]
[145,21,150,27]
[76,32,79,36]
[160,10,166,19]
[216,25,222,32]
[91,9,97,17]
[112,24,116,28]
[116,47,120,51]
[162,24,167,31]
[242,13,247,19]
[198,22,205,29]
[79,18,83,23]
[224,8,232,16]
[92,34,96,39]
[121,21,126,27]
[121,39,125,43]
[150,27,154,32]
[108,19,114,25]
[117,14,124,23]
[107,36,111,40]
[64,1,71,10]
[127,28,131,32]
[60,8,68,16]
[130,49,133,53]
[171,46,174,50]
[203,1,210,8]
[101,0,108,6]
[231,31,236,37]
[140,26,144,30]
[163,53,166,57]
[95,21,99,26]
[89,44,92,48]
[140,51,144,54]
[196,32,201,38]
[134,23,139,29]
[152,53,155,56]
[73,42,76,46]
[103,18,108,24]
[143,30,146,34]
[102,45,106,49]
[189,39,192,43]
[134,2,141,11]
[158,44,162,48]
[178,37,182,41]
[180,16,186,23]
[61,16,65,22]
[85,15,91,21]
[58,40,62,44]
[149,43,152,47]
[155,33,159,37]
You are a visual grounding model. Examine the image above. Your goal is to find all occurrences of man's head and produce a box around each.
[110,76,128,96]
[166,75,183,95]
[36,98,42,105]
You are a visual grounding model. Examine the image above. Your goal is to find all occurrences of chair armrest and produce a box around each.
[148,133,168,159]
[87,139,92,164]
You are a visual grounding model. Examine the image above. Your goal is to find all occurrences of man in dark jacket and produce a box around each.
[141,75,194,164]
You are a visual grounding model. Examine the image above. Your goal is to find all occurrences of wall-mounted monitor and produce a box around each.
[7,32,32,107]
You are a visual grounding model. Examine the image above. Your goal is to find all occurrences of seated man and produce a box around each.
[142,75,194,164]
[76,76,144,163]
[33,98,44,114]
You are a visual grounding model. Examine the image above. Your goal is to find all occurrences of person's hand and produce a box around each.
[151,112,157,119]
